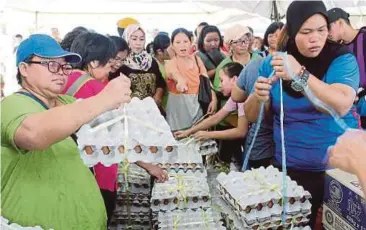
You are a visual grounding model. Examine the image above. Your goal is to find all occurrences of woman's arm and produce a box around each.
[153,60,166,105]
[231,84,249,103]
[193,115,249,140]
[207,69,216,79]
[14,77,131,151]
[189,109,229,134]
[244,76,273,123]
[272,54,358,117]
[306,76,355,116]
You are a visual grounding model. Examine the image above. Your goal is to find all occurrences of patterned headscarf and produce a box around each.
[123,24,153,71]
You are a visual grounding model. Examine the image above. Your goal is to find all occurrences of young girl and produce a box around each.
[175,62,248,168]
[165,28,217,131]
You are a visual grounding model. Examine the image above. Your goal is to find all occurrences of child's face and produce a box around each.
[219,69,234,97]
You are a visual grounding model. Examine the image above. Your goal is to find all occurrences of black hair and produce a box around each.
[263,22,284,47]
[194,22,209,36]
[153,34,170,53]
[72,26,88,33]
[15,34,23,39]
[109,35,128,52]
[197,25,224,53]
[171,28,191,43]
[222,62,243,78]
[16,55,34,85]
[60,29,88,51]
[70,32,117,70]
[146,42,154,54]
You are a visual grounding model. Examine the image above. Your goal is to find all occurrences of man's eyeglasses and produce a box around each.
[231,39,250,45]
[27,61,73,75]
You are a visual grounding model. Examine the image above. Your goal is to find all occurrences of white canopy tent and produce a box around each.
[0,0,365,95]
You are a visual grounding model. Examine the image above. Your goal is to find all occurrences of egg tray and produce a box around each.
[156,208,225,230]
[216,196,311,230]
[151,176,211,211]
[116,192,150,201]
[114,202,151,215]
[151,195,211,212]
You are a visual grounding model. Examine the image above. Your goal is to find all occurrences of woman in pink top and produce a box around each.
[62,32,118,225]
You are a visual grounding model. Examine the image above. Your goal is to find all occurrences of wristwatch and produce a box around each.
[291,66,310,92]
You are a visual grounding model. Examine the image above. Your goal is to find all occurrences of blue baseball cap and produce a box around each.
[16,34,82,67]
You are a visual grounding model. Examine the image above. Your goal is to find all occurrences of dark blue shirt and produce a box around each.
[259,54,360,171]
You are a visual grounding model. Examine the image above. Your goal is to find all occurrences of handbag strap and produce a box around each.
[194,55,202,74]
[16,91,49,110]
[65,74,92,96]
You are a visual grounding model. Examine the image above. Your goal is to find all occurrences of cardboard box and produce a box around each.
[323,169,366,230]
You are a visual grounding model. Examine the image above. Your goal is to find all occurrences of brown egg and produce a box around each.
[102,146,110,155]
[150,146,158,153]
[268,200,274,208]
[163,199,170,205]
[134,145,142,153]
[165,146,173,152]
[202,196,209,202]
[118,145,125,154]
[256,203,263,211]
[245,206,251,213]
[289,197,296,204]
[173,198,179,204]
[84,146,94,155]
[192,197,199,203]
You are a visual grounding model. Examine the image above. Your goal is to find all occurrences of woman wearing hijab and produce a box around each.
[109,24,166,108]
[244,1,359,227]
[108,24,168,185]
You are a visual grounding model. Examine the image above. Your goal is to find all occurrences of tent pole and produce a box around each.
[272,0,280,22]
[35,11,38,30]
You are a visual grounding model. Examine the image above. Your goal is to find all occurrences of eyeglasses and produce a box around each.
[231,39,250,45]
[27,61,73,75]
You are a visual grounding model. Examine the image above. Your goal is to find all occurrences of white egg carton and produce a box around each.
[157,208,225,230]
[76,97,218,166]
[216,166,312,228]
[151,175,211,212]
[0,217,52,230]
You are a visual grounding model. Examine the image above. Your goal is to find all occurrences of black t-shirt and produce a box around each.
[109,59,166,100]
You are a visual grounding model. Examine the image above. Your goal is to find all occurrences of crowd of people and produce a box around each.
[1,1,365,229]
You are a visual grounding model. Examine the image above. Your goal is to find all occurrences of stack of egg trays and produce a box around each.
[157,162,207,177]
[150,175,211,212]
[0,217,51,230]
[196,139,219,156]
[111,163,153,230]
[79,142,179,167]
[216,169,312,229]
[156,208,225,230]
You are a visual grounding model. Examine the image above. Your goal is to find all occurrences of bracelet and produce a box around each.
[298,66,306,77]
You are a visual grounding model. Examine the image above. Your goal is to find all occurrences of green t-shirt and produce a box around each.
[1,94,106,230]
[213,53,261,92]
